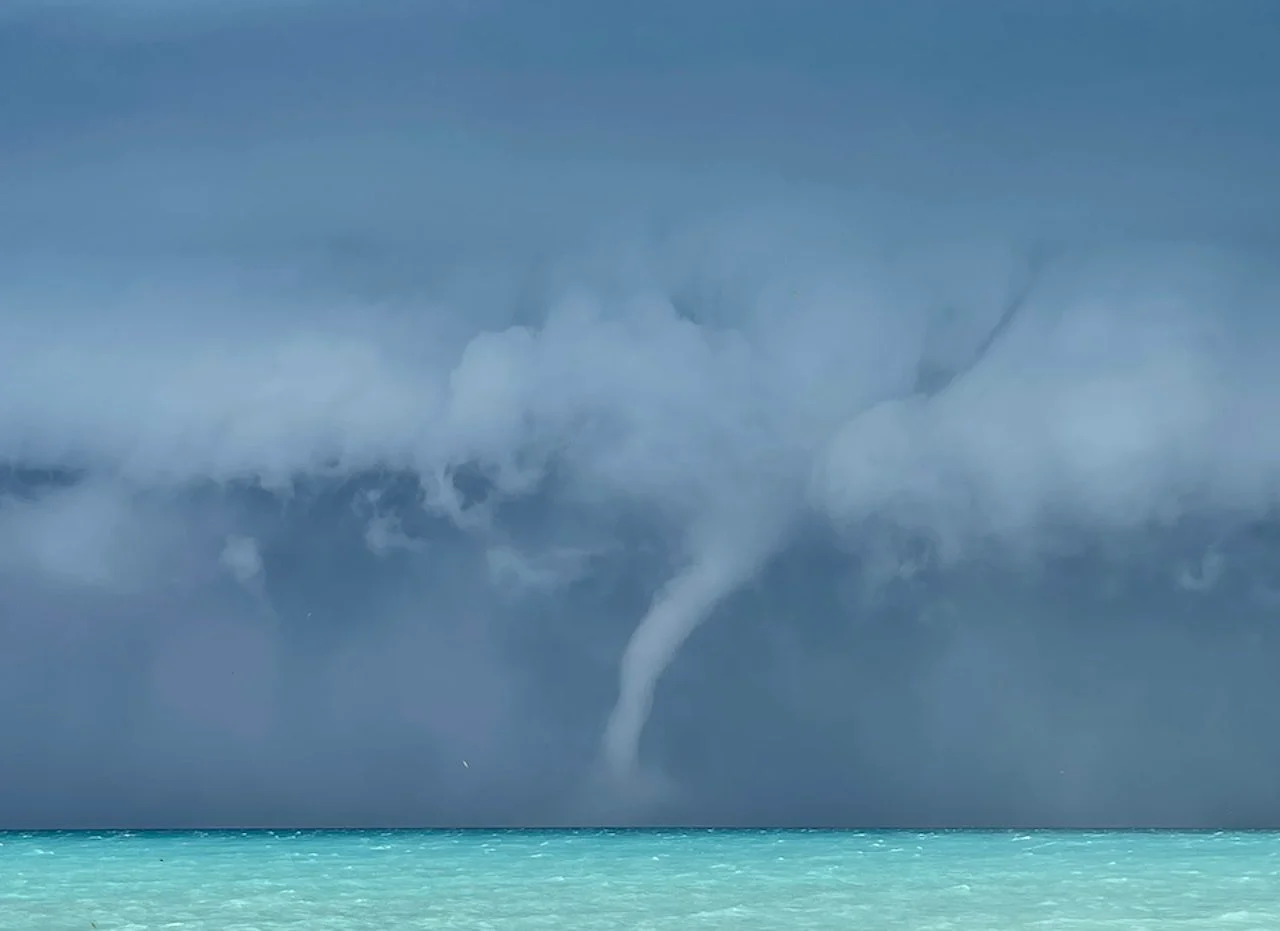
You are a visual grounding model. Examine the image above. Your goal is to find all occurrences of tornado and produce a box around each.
[599,523,776,784]
[597,258,1044,788]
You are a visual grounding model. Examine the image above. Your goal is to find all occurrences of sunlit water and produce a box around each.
[2,830,1279,929]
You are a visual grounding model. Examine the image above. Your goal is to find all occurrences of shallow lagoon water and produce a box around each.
[2,829,1278,930]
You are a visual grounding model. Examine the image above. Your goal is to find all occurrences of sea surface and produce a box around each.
[2,829,1278,930]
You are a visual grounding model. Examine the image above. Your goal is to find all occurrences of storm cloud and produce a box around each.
[2,0,1280,828]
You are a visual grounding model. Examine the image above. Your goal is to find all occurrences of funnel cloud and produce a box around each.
[3,0,1280,828]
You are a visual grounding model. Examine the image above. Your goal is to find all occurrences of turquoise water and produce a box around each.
[2,830,1279,929]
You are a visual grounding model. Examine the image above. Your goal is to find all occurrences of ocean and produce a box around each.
[2,829,1278,929]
